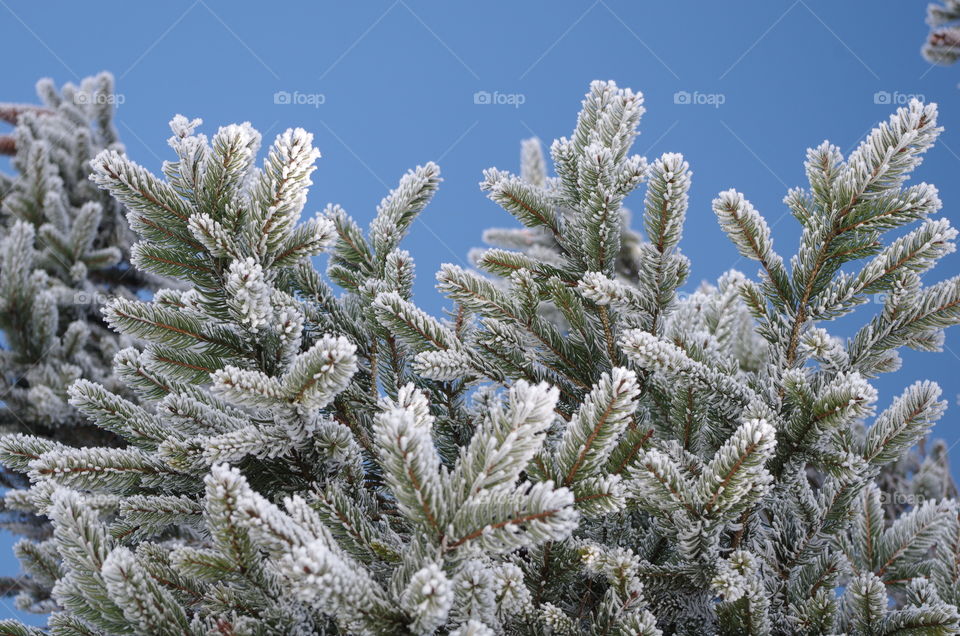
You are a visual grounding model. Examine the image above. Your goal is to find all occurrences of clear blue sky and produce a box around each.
[1,0,958,624]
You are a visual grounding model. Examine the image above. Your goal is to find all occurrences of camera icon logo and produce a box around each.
[673,91,691,105]
[473,91,492,105]
[274,91,292,105]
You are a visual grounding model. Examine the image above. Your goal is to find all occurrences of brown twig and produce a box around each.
[0,103,52,126]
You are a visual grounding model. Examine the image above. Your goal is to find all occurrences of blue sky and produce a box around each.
[1,0,958,623]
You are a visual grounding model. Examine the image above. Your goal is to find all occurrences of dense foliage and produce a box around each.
[0,80,959,635]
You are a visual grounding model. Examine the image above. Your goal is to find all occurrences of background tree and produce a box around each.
[924,0,960,66]
[0,73,157,610]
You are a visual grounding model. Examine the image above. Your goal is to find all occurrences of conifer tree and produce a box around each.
[1,81,959,634]
[0,73,156,609]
